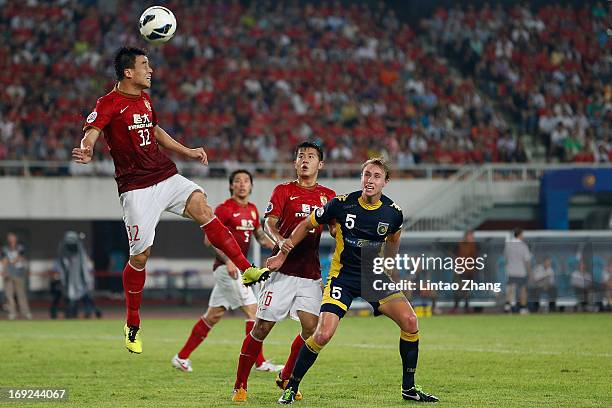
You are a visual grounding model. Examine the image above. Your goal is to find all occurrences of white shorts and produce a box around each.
[208,265,257,310]
[119,174,204,255]
[256,272,322,322]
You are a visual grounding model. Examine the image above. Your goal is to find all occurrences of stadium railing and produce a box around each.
[313,231,612,312]
[7,231,611,313]
[2,160,612,180]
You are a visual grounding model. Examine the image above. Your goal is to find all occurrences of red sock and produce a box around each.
[234,333,263,390]
[281,333,306,380]
[123,262,146,327]
[178,317,211,359]
[202,217,251,271]
[246,320,266,367]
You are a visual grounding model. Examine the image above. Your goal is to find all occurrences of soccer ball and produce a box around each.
[139,6,176,44]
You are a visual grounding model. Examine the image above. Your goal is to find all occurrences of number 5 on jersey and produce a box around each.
[345,213,356,229]
[331,286,342,300]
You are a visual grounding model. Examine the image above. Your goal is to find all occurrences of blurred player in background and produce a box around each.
[56,231,102,319]
[267,158,438,404]
[529,256,557,312]
[171,169,281,373]
[232,142,336,402]
[73,46,268,354]
[603,260,612,312]
[1,232,32,320]
[503,228,531,314]
[453,230,477,313]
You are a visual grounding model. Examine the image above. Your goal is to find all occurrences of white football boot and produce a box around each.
[255,360,284,372]
[171,354,193,372]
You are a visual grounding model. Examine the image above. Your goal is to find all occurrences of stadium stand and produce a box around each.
[1,2,609,174]
[422,2,611,163]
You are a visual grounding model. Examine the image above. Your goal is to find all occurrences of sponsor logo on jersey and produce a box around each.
[128,113,153,130]
[236,219,255,231]
[144,100,152,112]
[289,196,299,200]
[251,210,257,219]
[320,196,328,205]
[133,113,150,124]
[377,222,389,235]
[86,111,97,123]
[296,203,322,218]
[345,237,379,248]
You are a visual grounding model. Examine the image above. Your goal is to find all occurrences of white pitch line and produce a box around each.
[3,333,611,358]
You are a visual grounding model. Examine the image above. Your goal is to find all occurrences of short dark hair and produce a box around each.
[513,227,523,238]
[294,141,324,161]
[229,169,253,195]
[361,157,390,181]
[114,46,147,80]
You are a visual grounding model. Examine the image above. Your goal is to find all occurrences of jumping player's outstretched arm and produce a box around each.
[153,125,208,165]
[72,127,101,164]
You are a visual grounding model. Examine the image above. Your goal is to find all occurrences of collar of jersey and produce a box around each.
[230,198,249,207]
[292,180,318,190]
[358,196,382,210]
[114,83,141,99]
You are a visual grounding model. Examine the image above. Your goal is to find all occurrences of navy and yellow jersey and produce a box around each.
[309,190,403,280]
[309,190,405,318]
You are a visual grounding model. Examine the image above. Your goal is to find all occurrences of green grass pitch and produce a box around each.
[1,314,610,407]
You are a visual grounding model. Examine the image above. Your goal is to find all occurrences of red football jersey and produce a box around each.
[83,85,178,195]
[213,198,261,270]
[265,181,336,280]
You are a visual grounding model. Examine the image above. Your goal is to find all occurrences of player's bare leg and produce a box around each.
[233,318,276,401]
[123,247,150,354]
[296,310,318,341]
[519,286,528,314]
[279,312,339,403]
[379,297,439,402]
[505,283,516,312]
[276,310,318,401]
[173,307,223,372]
[184,191,269,280]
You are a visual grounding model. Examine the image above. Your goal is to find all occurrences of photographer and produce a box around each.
[57,231,102,319]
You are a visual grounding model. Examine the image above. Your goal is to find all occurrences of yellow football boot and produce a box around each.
[124,325,142,354]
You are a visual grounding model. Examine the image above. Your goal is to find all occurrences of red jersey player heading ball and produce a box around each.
[73,46,268,354]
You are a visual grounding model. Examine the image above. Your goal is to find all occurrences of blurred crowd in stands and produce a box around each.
[0,1,609,174]
[423,2,611,163]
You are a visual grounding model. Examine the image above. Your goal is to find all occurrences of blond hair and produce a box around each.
[361,157,390,181]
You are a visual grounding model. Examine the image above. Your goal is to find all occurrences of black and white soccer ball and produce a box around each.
[139,6,176,44]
